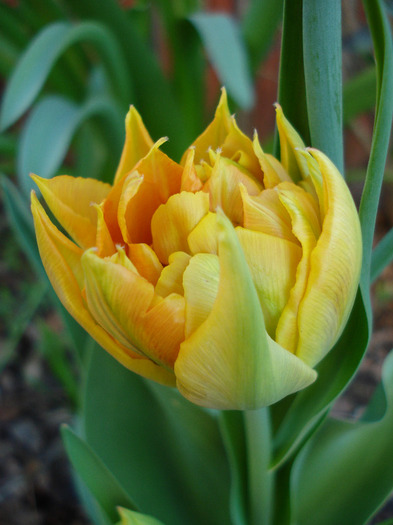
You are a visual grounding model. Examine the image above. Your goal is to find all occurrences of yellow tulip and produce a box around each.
[31,89,361,410]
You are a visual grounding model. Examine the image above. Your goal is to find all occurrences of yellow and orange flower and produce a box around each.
[31,90,361,409]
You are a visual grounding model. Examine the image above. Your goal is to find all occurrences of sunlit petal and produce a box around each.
[187,212,219,255]
[128,243,163,286]
[155,251,191,297]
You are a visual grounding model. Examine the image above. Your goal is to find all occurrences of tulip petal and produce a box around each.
[240,185,298,243]
[114,139,183,245]
[94,203,116,257]
[113,105,154,185]
[128,243,163,286]
[175,212,317,410]
[183,253,220,337]
[82,250,184,368]
[204,156,262,225]
[253,132,291,188]
[182,88,232,165]
[181,148,203,192]
[236,226,302,338]
[275,104,308,183]
[295,149,362,366]
[31,192,174,386]
[187,212,219,255]
[31,174,111,249]
[275,183,321,353]
[155,251,191,297]
[151,191,210,264]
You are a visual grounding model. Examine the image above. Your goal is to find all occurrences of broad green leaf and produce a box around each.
[116,507,165,525]
[359,0,393,320]
[371,227,393,282]
[83,346,231,525]
[62,425,138,524]
[291,351,393,525]
[17,94,123,195]
[0,21,131,131]
[303,0,343,173]
[277,0,310,150]
[190,13,255,109]
[241,0,284,73]
[271,289,369,468]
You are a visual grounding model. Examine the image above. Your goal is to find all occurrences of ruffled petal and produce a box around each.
[31,192,174,386]
[253,132,292,188]
[275,183,321,353]
[113,105,154,185]
[151,191,209,264]
[155,251,191,297]
[240,185,298,243]
[82,249,184,369]
[128,243,163,286]
[31,174,111,249]
[183,253,220,337]
[295,149,362,366]
[236,226,302,338]
[181,148,203,192]
[187,212,219,255]
[175,212,316,410]
[204,155,262,225]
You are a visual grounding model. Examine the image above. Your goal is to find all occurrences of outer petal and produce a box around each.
[175,212,316,410]
[113,105,154,185]
[31,192,174,386]
[295,149,362,366]
[31,174,111,249]
[82,250,184,369]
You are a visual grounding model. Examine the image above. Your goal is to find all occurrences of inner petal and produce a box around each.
[151,191,210,264]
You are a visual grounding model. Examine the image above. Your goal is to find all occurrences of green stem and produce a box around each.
[244,408,274,525]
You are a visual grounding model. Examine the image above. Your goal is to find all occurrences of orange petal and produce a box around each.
[128,243,163,286]
[181,148,203,192]
[151,191,210,264]
[31,174,111,249]
[113,105,154,185]
[31,192,174,386]
[94,203,116,257]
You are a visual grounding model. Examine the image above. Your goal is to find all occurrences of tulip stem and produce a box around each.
[244,407,274,525]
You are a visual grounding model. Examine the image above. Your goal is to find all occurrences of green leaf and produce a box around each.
[116,507,165,525]
[18,94,123,195]
[0,21,132,131]
[303,0,343,173]
[271,289,369,468]
[371,227,393,282]
[277,0,310,150]
[241,0,284,73]
[62,425,138,524]
[359,0,393,318]
[190,13,255,109]
[83,346,231,525]
[291,351,393,525]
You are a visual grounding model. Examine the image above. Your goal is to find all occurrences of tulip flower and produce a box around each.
[31,89,361,410]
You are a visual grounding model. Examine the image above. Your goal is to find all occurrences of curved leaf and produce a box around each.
[17,94,123,195]
[291,351,393,525]
[0,21,132,131]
